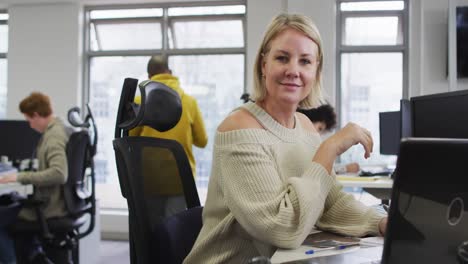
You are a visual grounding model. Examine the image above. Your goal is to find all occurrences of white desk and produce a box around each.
[0,182,33,196]
[338,176,393,201]
[338,177,393,189]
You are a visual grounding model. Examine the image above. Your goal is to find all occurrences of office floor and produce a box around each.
[100,240,130,264]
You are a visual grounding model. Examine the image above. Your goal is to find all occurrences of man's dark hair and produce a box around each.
[298,104,337,131]
[147,55,170,77]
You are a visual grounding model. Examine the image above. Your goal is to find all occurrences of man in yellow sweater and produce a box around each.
[130,55,208,176]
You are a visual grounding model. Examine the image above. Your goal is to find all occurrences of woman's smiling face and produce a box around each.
[261,28,319,107]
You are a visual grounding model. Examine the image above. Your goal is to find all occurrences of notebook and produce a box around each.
[286,138,468,264]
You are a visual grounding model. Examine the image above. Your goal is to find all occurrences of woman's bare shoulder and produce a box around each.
[296,112,318,134]
[217,109,264,132]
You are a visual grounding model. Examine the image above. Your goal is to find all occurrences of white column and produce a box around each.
[246,0,285,93]
[288,0,336,104]
[6,3,83,120]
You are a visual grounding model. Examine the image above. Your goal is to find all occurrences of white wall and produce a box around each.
[288,0,336,103]
[246,0,284,94]
[417,0,451,95]
[410,0,468,97]
[6,2,82,120]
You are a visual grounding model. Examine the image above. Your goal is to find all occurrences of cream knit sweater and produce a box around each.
[184,102,385,264]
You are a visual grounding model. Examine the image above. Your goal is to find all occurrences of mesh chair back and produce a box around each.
[63,130,92,216]
[113,136,200,263]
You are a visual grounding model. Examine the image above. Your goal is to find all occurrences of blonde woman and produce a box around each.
[184,13,387,264]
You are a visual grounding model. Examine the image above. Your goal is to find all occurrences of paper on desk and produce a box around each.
[271,230,361,264]
[270,244,360,264]
[359,236,384,248]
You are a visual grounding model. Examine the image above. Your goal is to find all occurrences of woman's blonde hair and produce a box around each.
[252,13,324,109]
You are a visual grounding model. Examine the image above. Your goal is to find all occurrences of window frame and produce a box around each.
[0,10,8,119]
[82,1,247,212]
[336,0,409,129]
[0,10,7,59]
[83,1,247,109]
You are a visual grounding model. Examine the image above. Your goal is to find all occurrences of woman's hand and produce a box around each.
[379,217,388,236]
[329,122,373,158]
[0,173,18,184]
[313,123,373,174]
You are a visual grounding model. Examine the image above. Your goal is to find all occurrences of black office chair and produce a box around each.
[11,105,97,264]
[153,206,203,264]
[113,78,201,264]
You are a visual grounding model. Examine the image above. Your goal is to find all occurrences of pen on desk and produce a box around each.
[305,244,358,255]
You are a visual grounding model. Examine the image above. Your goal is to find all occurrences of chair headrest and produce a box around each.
[67,104,98,157]
[118,80,182,132]
[139,80,182,132]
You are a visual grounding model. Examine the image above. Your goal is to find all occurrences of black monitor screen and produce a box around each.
[380,111,400,155]
[0,120,41,161]
[412,90,468,138]
[457,6,468,77]
[400,99,412,138]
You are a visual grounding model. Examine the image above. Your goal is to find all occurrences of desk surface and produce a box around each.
[0,182,33,196]
[338,176,393,189]
[272,233,384,264]
[280,246,383,264]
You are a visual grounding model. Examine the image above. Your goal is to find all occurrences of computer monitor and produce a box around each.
[379,111,400,155]
[400,99,412,138]
[379,99,412,155]
[411,89,468,138]
[0,120,41,162]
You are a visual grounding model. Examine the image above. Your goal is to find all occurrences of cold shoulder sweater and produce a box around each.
[183,102,385,264]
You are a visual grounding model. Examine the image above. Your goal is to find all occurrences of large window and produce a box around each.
[337,0,408,166]
[0,11,8,118]
[85,3,246,209]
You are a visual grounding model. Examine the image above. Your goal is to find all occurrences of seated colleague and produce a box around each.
[298,104,360,174]
[183,14,387,264]
[0,92,69,263]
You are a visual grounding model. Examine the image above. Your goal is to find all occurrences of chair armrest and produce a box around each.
[20,198,53,240]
